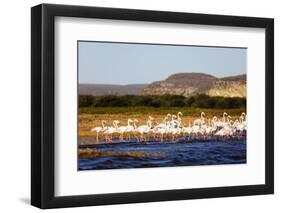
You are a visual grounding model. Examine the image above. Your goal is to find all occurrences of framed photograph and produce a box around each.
[31,3,274,209]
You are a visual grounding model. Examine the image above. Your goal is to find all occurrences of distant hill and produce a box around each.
[220,74,246,82]
[79,73,246,97]
[79,84,148,96]
[142,73,246,97]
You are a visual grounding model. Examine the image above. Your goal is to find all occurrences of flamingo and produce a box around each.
[153,115,171,141]
[193,112,206,126]
[222,112,228,122]
[166,112,184,140]
[240,112,247,130]
[103,120,119,143]
[241,112,246,120]
[215,117,234,139]
[215,123,234,138]
[117,119,134,142]
[199,119,212,139]
[89,111,247,143]
[155,114,171,130]
[191,125,201,137]
[163,113,171,122]
[168,125,181,142]
[215,113,230,128]
[125,119,135,141]
[182,121,193,136]
[226,115,232,123]
[91,120,107,143]
[177,112,183,123]
[130,119,140,141]
[176,111,183,131]
[154,126,168,142]
[233,114,247,135]
[136,116,153,142]
[170,114,181,128]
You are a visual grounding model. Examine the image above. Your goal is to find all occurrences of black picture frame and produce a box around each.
[31,3,274,209]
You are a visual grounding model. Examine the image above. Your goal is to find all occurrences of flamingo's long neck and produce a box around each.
[177,115,182,122]
[177,113,182,120]
[211,120,214,127]
[113,121,119,129]
[227,116,231,123]
[166,114,171,121]
[239,116,243,123]
[101,121,105,128]
[133,122,137,129]
[201,113,205,120]
[223,114,226,122]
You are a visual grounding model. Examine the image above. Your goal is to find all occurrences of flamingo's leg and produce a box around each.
[135,135,140,142]
[96,132,99,144]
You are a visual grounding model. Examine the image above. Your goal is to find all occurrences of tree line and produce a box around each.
[79,94,246,109]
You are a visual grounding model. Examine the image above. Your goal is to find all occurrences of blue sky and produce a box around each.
[78,41,246,84]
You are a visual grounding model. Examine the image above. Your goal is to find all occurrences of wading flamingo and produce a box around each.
[118,119,134,142]
[136,116,153,142]
[103,120,119,143]
[182,120,193,136]
[91,120,106,143]
[193,112,206,126]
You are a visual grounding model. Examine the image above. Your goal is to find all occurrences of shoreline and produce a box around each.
[79,136,246,146]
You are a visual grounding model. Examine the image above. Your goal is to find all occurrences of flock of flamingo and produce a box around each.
[91,112,247,143]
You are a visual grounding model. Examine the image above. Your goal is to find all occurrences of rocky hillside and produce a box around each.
[142,73,246,97]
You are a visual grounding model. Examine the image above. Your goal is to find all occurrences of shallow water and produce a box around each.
[78,138,246,170]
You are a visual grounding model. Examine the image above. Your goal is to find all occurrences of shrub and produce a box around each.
[78,94,246,109]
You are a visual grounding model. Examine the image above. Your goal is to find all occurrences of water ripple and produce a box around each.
[79,140,246,170]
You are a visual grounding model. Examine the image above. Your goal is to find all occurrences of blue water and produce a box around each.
[79,139,246,170]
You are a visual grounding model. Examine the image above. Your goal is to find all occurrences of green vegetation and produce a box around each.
[79,94,246,109]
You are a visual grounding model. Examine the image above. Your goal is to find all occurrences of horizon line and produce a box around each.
[79,72,246,85]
